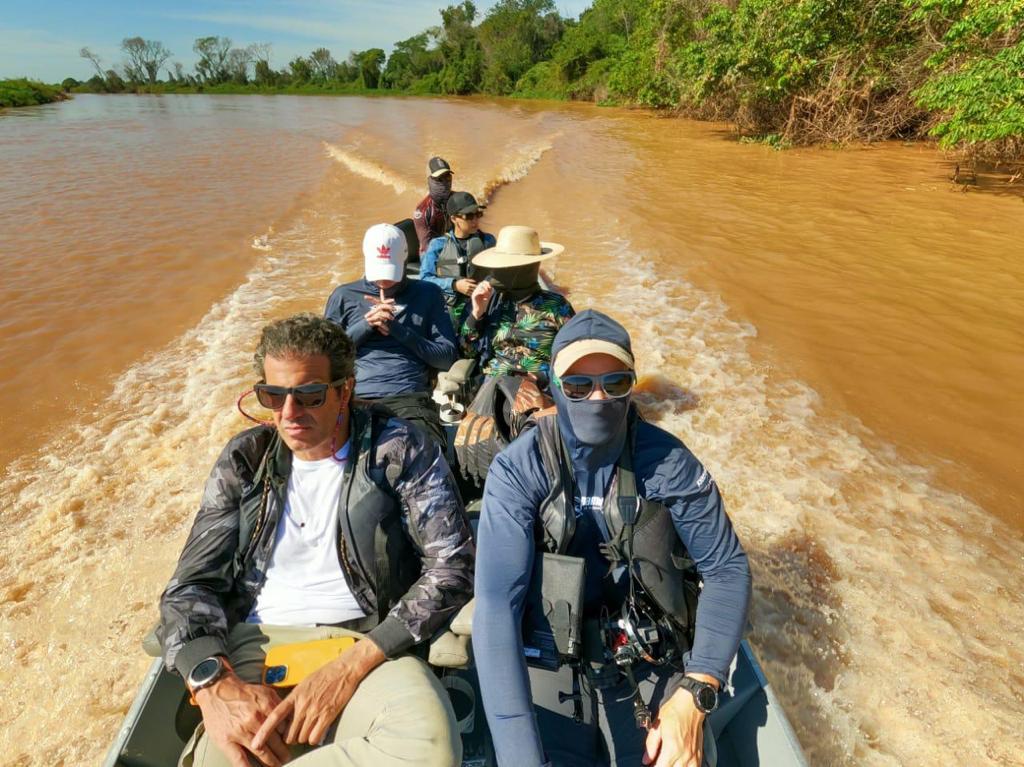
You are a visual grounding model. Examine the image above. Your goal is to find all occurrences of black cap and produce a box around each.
[428,157,453,178]
[446,191,485,216]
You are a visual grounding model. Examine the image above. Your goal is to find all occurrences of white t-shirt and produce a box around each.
[247,441,367,626]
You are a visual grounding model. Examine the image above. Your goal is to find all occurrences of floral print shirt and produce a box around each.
[459,289,575,378]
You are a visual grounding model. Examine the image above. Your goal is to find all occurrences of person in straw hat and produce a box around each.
[459,225,574,382]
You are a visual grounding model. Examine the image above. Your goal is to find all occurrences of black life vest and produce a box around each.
[532,413,699,650]
[435,231,489,280]
[239,406,417,625]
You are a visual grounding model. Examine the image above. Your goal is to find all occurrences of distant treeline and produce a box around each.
[66,0,1023,161]
[0,78,67,108]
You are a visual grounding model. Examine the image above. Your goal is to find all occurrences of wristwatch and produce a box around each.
[677,676,719,713]
[187,656,228,695]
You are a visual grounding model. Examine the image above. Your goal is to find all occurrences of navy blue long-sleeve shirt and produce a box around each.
[473,419,752,766]
[324,278,458,398]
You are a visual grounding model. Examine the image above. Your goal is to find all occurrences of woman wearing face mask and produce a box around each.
[472,310,752,767]
[459,225,575,381]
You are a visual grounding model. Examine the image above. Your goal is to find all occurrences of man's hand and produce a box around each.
[454,278,477,296]
[363,297,396,336]
[470,281,494,319]
[252,638,386,751]
[195,671,290,767]
[642,674,718,767]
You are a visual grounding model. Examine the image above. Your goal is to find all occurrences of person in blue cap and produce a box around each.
[473,309,752,767]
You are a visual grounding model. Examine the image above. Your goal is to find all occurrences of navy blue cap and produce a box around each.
[551,309,635,377]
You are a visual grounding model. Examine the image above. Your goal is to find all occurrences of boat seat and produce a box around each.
[435,358,476,399]
[451,598,474,636]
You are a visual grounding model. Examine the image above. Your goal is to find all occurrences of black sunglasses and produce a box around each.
[253,379,347,410]
[557,371,636,401]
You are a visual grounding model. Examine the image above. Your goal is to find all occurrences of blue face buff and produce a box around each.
[562,394,630,446]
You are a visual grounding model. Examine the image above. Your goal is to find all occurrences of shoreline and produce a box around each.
[69,88,1024,187]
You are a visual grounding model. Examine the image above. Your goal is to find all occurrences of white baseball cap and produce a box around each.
[363,223,407,282]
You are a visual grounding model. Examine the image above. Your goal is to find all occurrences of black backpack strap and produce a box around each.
[534,416,576,553]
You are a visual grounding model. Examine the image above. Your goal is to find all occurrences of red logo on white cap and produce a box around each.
[376,244,391,261]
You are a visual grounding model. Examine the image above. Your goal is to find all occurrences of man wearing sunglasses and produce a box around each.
[473,310,751,767]
[420,191,496,326]
[325,223,457,446]
[158,314,473,767]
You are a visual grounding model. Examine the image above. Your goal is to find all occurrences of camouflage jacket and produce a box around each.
[459,290,575,378]
[158,407,474,679]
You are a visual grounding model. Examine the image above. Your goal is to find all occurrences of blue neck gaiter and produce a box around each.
[551,385,631,505]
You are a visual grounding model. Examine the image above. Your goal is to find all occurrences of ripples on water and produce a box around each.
[0,95,1021,766]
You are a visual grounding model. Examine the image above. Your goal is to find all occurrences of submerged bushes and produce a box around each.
[0,79,67,108]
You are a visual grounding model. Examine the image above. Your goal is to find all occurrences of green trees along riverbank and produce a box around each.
[67,0,1024,163]
[0,79,67,108]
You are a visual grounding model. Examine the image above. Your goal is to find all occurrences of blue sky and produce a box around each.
[2,0,593,83]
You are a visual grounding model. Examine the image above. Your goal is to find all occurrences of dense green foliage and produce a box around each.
[912,0,1024,158]
[0,79,66,108]
[67,0,1024,160]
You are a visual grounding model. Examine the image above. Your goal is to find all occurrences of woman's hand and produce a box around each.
[470,281,494,319]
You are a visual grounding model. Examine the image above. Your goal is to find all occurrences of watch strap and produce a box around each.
[678,675,718,713]
[187,656,231,705]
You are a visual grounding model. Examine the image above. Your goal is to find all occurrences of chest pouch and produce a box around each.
[521,552,586,671]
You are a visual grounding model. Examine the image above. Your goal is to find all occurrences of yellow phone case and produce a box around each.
[262,636,358,687]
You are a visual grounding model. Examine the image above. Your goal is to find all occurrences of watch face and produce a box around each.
[189,657,222,687]
[695,685,718,712]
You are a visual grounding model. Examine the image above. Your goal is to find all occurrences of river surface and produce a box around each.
[1,94,1022,766]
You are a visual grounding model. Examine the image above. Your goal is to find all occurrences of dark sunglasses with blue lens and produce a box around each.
[556,371,636,401]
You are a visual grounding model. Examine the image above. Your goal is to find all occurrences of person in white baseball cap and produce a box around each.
[362,222,407,283]
[325,223,457,445]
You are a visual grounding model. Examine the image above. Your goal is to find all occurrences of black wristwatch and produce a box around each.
[677,676,719,713]
[187,656,228,694]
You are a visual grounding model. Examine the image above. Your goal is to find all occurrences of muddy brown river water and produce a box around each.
[1,94,1021,766]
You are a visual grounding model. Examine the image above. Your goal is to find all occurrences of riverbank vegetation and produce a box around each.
[0,79,67,108]
[71,0,1023,165]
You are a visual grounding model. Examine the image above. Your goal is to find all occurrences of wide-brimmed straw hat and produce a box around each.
[472,225,564,268]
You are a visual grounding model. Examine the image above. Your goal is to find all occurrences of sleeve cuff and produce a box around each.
[173,634,229,679]
[681,662,728,689]
[367,616,417,658]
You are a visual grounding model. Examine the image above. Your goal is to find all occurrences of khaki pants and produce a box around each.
[181,624,461,767]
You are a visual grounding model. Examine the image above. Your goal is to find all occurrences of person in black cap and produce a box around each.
[420,191,496,325]
[473,309,751,767]
[413,157,453,256]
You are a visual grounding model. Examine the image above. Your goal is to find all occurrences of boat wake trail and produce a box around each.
[324,143,411,194]
[479,136,558,204]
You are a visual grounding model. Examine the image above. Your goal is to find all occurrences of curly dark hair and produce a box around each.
[253,313,355,382]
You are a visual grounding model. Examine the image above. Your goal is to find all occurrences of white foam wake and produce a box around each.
[480,136,558,203]
[324,143,410,194]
